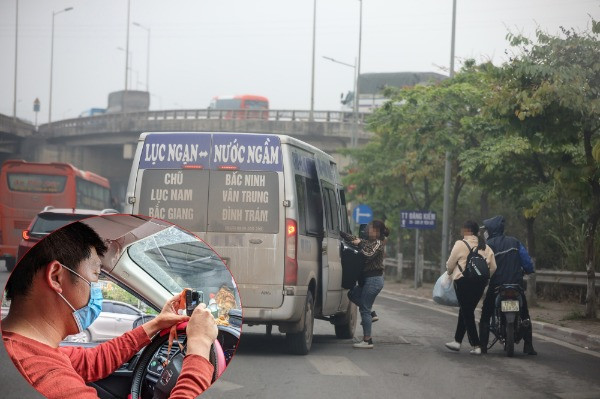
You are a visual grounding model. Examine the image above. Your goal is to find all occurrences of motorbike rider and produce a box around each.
[479,215,537,355]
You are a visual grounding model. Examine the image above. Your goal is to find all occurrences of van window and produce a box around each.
[339,189,350,233]
[325,188,339,236]
[207,171,279,233]
[305,177,323,236]
[294,174,307,235]
[322,187,332,233]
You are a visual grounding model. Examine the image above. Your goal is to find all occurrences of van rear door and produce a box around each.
[205,169,283,309]
[132,132,285,310]
[205,134,284,309]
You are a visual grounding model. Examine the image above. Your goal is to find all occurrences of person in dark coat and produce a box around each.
[479,216,537,355]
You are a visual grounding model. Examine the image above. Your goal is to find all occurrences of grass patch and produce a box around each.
[561,310,587,321]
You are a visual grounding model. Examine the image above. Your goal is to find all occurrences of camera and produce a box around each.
[185,290,204,316]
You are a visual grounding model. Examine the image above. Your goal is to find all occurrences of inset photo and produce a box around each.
[1,214,241,399]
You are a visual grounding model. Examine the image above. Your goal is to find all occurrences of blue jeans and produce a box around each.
[348,275,384,337]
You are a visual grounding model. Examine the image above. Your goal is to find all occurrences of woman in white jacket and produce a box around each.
[445,220,496,355]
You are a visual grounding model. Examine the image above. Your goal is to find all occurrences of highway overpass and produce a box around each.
[3,109,373,208]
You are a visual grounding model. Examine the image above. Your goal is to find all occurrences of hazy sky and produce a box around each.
[1,0,598,123]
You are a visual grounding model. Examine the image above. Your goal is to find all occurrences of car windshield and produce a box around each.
[127,225,240,310]
[31,213,94,235]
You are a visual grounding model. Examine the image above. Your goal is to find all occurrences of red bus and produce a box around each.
[0,160,112,270]
[209,94,269,120]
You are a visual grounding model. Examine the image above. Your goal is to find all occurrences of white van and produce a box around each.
[125,132,357,354]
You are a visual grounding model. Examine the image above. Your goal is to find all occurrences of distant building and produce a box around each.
[341,72,447,113]
[106,90,150,113]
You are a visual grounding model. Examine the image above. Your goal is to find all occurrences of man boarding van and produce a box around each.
[125,132,357,354]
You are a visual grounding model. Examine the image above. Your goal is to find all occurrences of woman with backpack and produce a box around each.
[445,220,497,355]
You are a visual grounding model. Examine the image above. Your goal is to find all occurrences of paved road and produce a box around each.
[204,291,600,399]
[2,268,600,399]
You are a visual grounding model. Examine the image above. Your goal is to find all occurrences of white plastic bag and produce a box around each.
[432,272,459,307]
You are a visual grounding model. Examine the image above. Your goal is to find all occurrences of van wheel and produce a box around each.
[334,302,357,339]
[286,291,314,355]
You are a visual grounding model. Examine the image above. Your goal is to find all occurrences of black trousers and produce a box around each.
[454,277,487,346]
[480,284,531,325]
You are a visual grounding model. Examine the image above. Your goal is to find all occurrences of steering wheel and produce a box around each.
[130,322,226,399]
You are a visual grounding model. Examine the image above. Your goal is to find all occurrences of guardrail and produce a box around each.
[38,108,369,134]
[534,270,599,287]
[0,113,36,137]
[383,257,598,287]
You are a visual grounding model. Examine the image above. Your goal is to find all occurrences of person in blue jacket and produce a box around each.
[479,216,537,355]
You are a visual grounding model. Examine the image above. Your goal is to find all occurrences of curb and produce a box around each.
[381,288,600,353]
[532,320,600,351]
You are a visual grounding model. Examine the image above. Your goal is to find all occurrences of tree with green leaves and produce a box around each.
[486,22,600,317]
[343,63,494,249]
[342,65,503,283]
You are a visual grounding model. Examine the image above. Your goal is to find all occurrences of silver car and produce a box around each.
[66,300,155,343]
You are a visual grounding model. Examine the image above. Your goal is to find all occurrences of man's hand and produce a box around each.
[142,295,190,338]
[186,303,218,361]
[352,238,361,245]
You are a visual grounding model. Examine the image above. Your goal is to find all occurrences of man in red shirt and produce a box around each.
[1,222,218,399]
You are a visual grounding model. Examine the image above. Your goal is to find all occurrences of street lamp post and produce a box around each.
[117,47,133,90]
[440,0,457,273]
[48,6,73,124]
[133,22,150,92]
[309,0,317,122]
[322,55,358,146]
[355,0,363,147]
[13,0,19,121]
[124,0,131,92]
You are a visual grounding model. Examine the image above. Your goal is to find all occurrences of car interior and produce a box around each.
[57,214,242,399]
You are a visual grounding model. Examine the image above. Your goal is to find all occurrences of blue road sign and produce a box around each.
[401,210,436,229]
[353,204,373,224]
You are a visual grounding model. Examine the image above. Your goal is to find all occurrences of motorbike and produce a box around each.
[487,283,525,357]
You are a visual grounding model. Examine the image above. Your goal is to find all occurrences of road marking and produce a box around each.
[379,291,600,359]
[307,355,369,377]
[207,379,244,392]
[554,393,600,399]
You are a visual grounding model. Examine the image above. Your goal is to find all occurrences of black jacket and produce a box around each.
[483,216,534,287]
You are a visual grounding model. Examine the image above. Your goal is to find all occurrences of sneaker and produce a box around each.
[353,339,374,349]
[470,347,482,355]
[523,343,538,356]
[371,311,379,323]
[445,341,461,351]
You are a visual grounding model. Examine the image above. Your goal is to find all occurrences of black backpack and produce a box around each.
[459,240,490,282]
[340,241,366,289]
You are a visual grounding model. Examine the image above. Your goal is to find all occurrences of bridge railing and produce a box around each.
[39,108,369,133]
[0,114,36,137]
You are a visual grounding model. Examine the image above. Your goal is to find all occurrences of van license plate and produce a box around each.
[501,300,519,312]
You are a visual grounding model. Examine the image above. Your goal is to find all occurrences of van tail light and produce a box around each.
[22,230,31,240]
[284,218,298,285]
